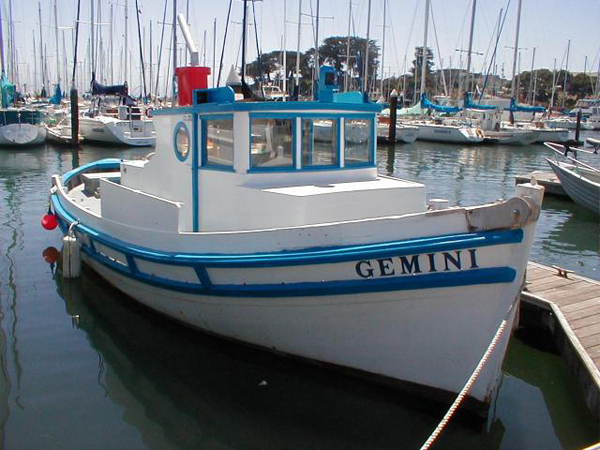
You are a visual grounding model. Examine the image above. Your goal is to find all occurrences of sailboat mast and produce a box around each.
[54,0,60,86]
[0,4,4,74]
[125,0,128,82]
[90,0,95,77]
[212,18,216,88]
[110,3,113,84]
[527,46,536,103]
[420,0,430,97]
[172,0,177,103]
[295,0,301,93]
[562,39,570,107]
[465,0,477,95]
[510,0,522,98]
[282,0,286,100]
[363,0,371,95]
[38,1,45,90]
[344,0,351,91]
[314,0,320,89]
[380,0,386,99]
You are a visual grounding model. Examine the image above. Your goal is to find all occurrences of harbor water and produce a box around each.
[0,136,598,449]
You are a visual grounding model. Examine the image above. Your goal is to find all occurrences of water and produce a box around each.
[0,137,598,449]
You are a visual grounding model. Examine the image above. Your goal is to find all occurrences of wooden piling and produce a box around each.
[70,88,79,146]
[388,90,398,143]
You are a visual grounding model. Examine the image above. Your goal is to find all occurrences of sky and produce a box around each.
[3,0,600,95]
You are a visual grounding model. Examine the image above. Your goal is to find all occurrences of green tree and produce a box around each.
[410,46,435,98]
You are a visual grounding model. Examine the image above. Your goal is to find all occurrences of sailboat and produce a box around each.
[0,73,47,146]
[399,0,484,145]
[79,76,155,147]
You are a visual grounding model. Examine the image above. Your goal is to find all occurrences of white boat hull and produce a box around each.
[485,129,539,146]
[413,123,484,144]
[0,123,46,146]
[376,123,419,143]
[51,163,543,412]
[80,117,156,146]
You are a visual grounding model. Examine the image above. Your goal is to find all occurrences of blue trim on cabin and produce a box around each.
[152,100,383,117]
[173,121,190,162]
[192,114,199,232]
[52,189,522,268]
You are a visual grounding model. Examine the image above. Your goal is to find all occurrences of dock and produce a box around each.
[515,171,568,198]
[521,262,600,423]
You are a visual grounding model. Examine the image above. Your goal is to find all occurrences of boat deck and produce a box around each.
[522,262,600,422]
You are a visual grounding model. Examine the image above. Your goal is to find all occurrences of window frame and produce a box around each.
[343,116,376,168]
[248,115,297,172]
[300,117,341,171]
[200,114,235,172]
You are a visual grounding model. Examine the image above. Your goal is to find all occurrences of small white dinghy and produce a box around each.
[46,66,544,417]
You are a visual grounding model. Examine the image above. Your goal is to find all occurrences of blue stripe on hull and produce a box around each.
[51,192,523,268]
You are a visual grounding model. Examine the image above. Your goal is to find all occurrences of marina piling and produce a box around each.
[575,109,583,144]
[70,87,79,145]
[389,90,398,143]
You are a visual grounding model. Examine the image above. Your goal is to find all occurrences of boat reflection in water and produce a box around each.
[54,266,509,450]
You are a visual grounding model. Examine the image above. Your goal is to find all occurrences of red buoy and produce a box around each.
[42,246,61,264]
[41,213,58,230]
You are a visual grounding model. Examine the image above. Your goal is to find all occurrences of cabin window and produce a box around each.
[250,118,294,169]
[173,122,190,161]
[344,118,373,165]
[204,118,234,167]
[301,118,338,167]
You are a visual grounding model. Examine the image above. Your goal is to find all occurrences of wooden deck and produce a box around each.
[515,171,568,198]
[522,261,600,422]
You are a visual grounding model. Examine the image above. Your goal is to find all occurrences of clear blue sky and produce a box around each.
[5,0,600,94]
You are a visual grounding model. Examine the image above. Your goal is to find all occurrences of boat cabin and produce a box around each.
[116,67,426,233]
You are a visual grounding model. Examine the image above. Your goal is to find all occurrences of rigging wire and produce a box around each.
[217,0,234,87]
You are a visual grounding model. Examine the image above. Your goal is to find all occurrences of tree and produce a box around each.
[409,46,435,98]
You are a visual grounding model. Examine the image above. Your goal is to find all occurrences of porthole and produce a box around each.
[174,122,190,161]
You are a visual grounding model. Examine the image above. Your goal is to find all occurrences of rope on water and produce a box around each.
[419,301,516,450]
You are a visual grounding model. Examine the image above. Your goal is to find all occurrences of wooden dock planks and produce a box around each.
[523,261,600,421]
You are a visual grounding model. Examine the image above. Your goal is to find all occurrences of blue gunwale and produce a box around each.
[51,190,523,269]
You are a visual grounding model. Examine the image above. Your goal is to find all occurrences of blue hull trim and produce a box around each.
[52,192,520,298]
[52,191,523,268]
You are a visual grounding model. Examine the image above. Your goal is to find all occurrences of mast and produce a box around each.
[149,21,153,99]
[185,0,190,65]
[562,39,570,107]
[344,0,351,91]
[212,18,216,87]
[420,0,430,98]
[33,31,37,89]
[110,3,113,84]
[314,0,320,92]
[295,0,301,95]
[510,0,522,98]
[90,0,94,77]
[363,0,371,95]
[465,0,477,95]
[54,0,60,87]
[0,4,5,74]
[282,0,286,100]
[9,0,14,81]
[38,1,45,90]
[380,0,386,99]
[125,0,128,82]
[527,46,536,103]
[172,0,177,103]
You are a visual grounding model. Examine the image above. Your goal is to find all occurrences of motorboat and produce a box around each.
[546,142,600,215]
[407,118,485,144]
[46,65,544,417]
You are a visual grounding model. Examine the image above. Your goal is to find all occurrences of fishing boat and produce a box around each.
[79,78,155,147]
[546,143,600,215]
[46,64,544,416]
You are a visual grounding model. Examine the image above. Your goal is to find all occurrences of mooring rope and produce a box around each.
[419,301,517,450]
